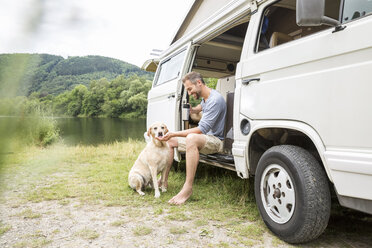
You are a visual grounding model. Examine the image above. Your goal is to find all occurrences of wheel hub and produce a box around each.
[260,164,295,224]
[274,188,281,199]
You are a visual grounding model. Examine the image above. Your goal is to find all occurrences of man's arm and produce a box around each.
[190,104,202,114]
[157,127,202,142]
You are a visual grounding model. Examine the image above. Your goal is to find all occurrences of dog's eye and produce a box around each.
[161,126,164,129]
[154,127,157,130]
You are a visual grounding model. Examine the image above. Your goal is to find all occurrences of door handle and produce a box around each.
[168,94,175,99]
[242,78,260,85]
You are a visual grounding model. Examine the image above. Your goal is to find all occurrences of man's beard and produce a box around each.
[193,92,201,99]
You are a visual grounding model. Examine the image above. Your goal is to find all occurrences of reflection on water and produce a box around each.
[56,117,146,146]
[1,116,146,146]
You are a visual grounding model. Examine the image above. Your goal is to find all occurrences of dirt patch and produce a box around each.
[0,199,262,248]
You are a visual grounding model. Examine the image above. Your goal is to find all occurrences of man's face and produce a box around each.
[184,79,202,99]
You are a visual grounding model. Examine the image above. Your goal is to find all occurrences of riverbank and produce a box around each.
[0,141,371,247]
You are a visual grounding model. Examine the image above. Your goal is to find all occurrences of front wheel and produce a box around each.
[254,145,331,243]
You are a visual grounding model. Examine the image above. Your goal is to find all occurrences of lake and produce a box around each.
[0,116,147,146]
[56,117,146,146]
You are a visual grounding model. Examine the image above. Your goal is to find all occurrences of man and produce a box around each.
[157,71,226,205]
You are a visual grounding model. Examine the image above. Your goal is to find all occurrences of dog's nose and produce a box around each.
[158,132,163,137]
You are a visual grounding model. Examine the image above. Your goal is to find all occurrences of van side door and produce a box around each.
[147,42,194,132]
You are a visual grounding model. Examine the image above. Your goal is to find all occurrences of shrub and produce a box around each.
[32,117,60,146]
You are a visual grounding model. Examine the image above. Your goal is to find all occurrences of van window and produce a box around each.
[342,0,372,23]
[256,0,340,52]
[154,49,186,86]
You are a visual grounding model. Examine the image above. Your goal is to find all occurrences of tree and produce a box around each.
[82,79,109,117]
[67,85,88,116]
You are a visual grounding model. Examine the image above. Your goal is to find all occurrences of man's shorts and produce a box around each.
[177,134,223,155]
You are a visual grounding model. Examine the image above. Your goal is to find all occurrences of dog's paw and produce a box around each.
[154,192,161,198]
[161,187,167,193]
[138,191,145,196]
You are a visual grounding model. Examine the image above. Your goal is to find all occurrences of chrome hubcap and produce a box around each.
[260,164,295,224]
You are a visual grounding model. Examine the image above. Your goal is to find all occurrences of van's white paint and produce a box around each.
[325,150,372,200]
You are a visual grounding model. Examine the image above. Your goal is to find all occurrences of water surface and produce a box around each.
[56,117,146,146]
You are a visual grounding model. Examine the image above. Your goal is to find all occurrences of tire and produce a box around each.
[254,145,331,243]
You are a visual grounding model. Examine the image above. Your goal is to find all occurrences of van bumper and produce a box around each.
[232,142,248,178]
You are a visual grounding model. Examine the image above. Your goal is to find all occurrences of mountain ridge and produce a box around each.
[0,53,153,96]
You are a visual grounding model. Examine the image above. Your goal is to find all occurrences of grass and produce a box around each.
[169,226,188,235]
[14,238,51,248]
[194,219,208,227]
[1,140,372,247]
[133,225,152,236]
[75,228,99,240]
[16,209,41,219]
[199,228,214,238]
[0,222,11,236]
[12,231,52,248]
[110,220,126,227]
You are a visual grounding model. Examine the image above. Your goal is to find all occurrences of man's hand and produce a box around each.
[156,132,174,142]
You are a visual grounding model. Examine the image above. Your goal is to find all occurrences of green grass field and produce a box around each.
[0,141,371,247]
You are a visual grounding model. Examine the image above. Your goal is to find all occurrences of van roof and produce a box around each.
[170,0,234,45]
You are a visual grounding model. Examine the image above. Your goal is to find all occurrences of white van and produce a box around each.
[142,0,372,243]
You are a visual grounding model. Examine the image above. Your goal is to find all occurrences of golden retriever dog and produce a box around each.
[128,122,170,198]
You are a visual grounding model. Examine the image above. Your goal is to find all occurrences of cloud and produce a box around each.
[0,0,193,67]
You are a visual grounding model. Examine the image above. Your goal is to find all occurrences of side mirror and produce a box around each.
[296,0,340,27]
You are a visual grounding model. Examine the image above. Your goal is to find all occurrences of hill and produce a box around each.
[0,53,154,96]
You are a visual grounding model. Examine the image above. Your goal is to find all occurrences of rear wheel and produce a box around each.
[254,145,331,243]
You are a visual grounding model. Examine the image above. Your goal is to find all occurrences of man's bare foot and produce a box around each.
[168,186,192,205]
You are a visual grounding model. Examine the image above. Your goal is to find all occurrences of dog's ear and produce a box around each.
[164,125,169,134]
[147,127,152,138]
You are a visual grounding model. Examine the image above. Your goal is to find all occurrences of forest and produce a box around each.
[0,53,154,118]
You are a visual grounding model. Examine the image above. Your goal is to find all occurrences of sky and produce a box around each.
[0,0,194,67]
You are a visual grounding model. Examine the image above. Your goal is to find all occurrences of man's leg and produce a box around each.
[160,137,178,190]
[169,133,206,205]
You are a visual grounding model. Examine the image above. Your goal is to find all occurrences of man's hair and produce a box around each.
[182,71,205,85]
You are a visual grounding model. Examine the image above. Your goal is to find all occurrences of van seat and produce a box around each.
[269,32,293,48]
[216,76,235,101]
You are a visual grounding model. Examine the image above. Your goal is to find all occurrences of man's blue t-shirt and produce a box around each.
[198,90,226,140]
